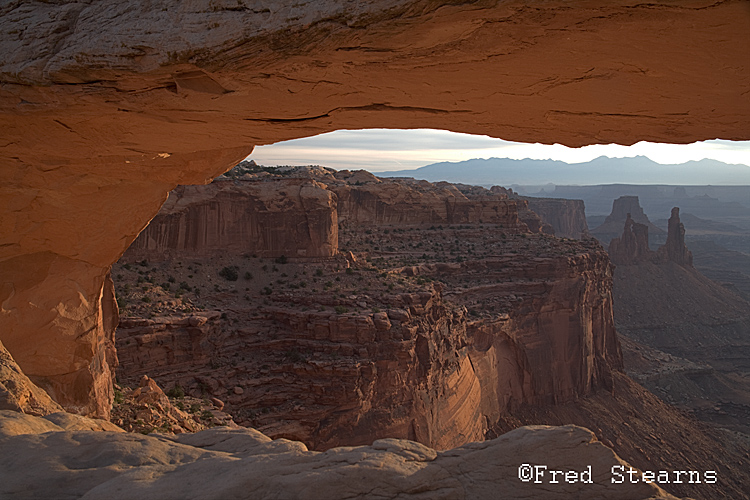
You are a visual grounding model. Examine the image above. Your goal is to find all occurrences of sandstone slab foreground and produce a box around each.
[0,411,676,500]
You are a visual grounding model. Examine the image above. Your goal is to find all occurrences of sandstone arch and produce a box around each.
[1,0,748,416]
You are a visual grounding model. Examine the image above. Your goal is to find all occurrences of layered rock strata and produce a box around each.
[592,196,665,247]
[117,286,487,450]
[525,197,590,239]
[116,313,220,377]
[332,170,524,229]
[608,206,693,268]
[123,178,338,262]
[123,166,528,265]
[490,186,591,238]
[608,214,654,265]
[1,0,748,417]
[445,251,622,407]
[115,170,621,452]
[489,185,552,234]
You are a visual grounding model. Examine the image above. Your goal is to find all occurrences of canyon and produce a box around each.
[115,166,619,451]
[1,1,749,419]
[109,167,749,499]
[592,197,750,469]
[1,0,749,498]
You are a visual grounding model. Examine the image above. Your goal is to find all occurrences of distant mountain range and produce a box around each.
[377,156,750,186]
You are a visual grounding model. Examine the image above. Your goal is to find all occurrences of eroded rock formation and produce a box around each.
[525,198,590,239]
[116,313,219,382]
[607,205,694,268]
[489,186,553,234]
[1,0,748,419]
[608,214,654,265]
[114,169,621,453]
[0,412,677,500]
[489,186,589,238]
[124,166,528,266]
[607,196,649,224]
[0,265,120,418]
[334,171,524,229]
[123,177,338,262]
[0,340,63,416]
[656,207,693,267]
[592,196,665,246]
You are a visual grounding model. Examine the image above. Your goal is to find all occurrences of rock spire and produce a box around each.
[656,207,693,267]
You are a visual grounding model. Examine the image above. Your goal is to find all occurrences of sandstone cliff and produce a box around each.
[466,251,622,407]
[525,197,590,239]
[608,205,694,268]
[115,171,621,453]
[116,285,488,450]
[592,196,665,247]
[334,172,524,229]
[123,178,338,262]
[489,185,553,234]
[116,313,220,378]
[608,214,654,265]
[655,207,693,267]
[1,0,747,418]
[123,168,528,264]
[488,186,589,238]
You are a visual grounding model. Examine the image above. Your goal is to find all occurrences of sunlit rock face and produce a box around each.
[1,0,748,415]
[122,178,339,262]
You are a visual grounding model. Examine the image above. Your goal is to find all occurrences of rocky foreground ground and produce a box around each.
[2,335,677,500]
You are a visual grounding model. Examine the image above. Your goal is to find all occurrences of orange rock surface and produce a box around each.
[114,170,621,452]
[1,0,748,416]
[334,170,523,228]
[123,177,338,262]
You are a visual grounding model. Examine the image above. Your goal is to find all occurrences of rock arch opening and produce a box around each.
[0,0,748,421]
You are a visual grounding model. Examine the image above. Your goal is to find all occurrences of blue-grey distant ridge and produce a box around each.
[377,156,750,186]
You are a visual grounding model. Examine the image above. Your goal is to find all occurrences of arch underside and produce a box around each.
[0,0,748,416]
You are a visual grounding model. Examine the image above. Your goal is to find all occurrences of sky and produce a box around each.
[247,128,750,175]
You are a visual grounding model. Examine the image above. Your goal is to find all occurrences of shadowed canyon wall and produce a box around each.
[1,0,749,415]
[525,198,589,239]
